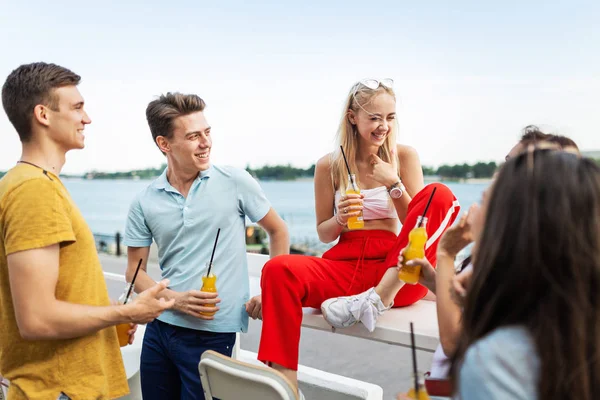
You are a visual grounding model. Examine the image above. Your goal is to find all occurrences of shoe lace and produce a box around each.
[348,293,380,331]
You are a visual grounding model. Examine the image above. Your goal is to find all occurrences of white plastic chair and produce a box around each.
[0,375,8,400]
[199,350,299,400]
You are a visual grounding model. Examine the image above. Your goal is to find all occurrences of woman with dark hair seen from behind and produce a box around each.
[450,148,600,399]
[395,127,580,396]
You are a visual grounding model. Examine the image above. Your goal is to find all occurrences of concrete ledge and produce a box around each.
[247,253,439,352]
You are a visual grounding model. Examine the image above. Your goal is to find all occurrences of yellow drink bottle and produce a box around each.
[398,216,428,284]
[346,174,364,230]
[200,266,217,317]
[116,283,134,347]
[405,385,430,400]
[405,372,430,400]
[116,323,131,347]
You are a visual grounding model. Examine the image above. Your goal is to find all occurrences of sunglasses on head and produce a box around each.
[351,78,394,116]
[356,78,394,91]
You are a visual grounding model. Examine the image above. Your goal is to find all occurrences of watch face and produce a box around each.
[390,187,403,199]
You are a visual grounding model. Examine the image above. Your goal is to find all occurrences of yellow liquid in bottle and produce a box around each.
[116,283,133,347]
[345,188,364,230]
[398,226,428,284]
[116,323,131,347]
[405,386,430,400]
[200,274,217,316]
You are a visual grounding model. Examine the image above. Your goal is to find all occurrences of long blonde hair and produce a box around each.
[330,82,399,191]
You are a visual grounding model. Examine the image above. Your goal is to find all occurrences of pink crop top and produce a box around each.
[334,186,397,221]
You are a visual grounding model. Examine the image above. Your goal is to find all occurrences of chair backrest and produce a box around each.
[0,378,7,400]
[199,350,298,400]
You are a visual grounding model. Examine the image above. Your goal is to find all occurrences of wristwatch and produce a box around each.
[388,180,405,199]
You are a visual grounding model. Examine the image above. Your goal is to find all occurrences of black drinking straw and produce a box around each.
[124,258,143,304]
[340,145,356,191]
[410,322,420,397]
[206,228,221,277]
[417,187,437,228]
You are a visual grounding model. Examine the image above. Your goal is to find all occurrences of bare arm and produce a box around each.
[126,246,188,312]
[315,155,364,243]
[257,208,289,257]
[127,246,220,319]
[367,146,424,223]
[246,205,290,320]
[389,186,412,224]
[315,155,343,243]
[435,211,474,356]
[397,144,425,197]
[8,245,172,340]
[435,252,463,356]
[396,250,463,354]
[393,145,423,223]
[127,246,156,295]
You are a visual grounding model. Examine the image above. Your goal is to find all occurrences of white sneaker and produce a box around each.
[320,288,391,332]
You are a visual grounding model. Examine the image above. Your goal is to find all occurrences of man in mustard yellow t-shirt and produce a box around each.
[0,63,176,400]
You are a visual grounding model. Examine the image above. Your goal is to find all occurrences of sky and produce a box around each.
[1,0,599,174]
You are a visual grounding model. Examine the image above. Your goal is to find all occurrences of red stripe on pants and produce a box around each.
[258,183,459,370]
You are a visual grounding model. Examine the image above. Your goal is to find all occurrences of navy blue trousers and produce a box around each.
[140,319,236,400]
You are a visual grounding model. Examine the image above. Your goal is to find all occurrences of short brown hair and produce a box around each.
[519,125,549,146]
[547,134,579,150]
[2,62,81,142]
[146,93,206,152]
[519,125,579,151]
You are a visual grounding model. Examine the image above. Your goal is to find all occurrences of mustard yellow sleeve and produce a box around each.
[2,178,76,255]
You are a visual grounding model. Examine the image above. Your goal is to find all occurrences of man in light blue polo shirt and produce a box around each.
[123,92,289,400]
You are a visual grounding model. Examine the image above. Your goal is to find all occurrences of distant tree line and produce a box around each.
[3,159,599,182]
[0,161,498,181]
[426,161,498,179]
[246,161,499,180]
[246,164,315,181]
[84,164,167,180]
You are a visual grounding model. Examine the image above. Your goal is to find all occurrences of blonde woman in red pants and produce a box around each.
[258,79,460,394]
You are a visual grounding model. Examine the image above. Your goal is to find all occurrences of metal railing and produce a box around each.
[92,232,123,256]
[93,228,328,257]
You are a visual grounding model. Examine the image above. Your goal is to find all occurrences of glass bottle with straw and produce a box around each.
[404,322,430,399]
[116,258,143,347]
[200,229,221,317]
[340,145,364,230]
[398,188,437,284]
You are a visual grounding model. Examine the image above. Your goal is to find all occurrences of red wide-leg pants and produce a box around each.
[258,183,460,370]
